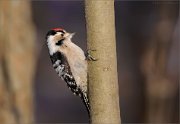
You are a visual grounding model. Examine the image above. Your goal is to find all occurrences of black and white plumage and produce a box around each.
[46,28,90,115]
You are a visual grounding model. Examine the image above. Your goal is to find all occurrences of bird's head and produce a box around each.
[46,28,75,46]
[46,28,75,55]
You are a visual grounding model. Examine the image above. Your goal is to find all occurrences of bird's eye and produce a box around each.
[61,33,64,37]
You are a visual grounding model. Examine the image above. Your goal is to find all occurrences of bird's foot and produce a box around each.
[85,49,98,61]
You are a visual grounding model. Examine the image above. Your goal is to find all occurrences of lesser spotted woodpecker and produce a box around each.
[46,28,91,115]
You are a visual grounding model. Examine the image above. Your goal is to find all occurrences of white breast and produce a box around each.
[59,40,88,92]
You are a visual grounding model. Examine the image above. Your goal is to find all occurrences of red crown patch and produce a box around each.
[52,28,64,31]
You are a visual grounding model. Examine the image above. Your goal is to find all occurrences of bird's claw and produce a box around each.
[86,49,98,61]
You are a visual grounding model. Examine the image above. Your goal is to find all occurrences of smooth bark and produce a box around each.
[85,0,121,123]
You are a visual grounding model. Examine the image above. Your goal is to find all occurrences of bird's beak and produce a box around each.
[66,32,75,39]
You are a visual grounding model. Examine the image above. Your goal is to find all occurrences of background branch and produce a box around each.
[0,1,36,124]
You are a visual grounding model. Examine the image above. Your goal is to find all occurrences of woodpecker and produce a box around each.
[46,28,95,116]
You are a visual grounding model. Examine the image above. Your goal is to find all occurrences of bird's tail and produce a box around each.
[81,93,90,117]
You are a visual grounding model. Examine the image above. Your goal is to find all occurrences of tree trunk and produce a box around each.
[0,1,36,124]
[85,0,121,123]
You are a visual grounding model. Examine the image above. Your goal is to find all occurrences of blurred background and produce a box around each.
[0,1,179,123]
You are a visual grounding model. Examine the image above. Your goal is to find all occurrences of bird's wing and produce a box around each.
[50,51,82,95]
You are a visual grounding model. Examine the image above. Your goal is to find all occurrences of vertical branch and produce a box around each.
[141,2,179,123]
[0,1,36,124]
[85,0,121,123]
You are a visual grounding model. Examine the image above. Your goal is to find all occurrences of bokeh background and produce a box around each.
[0,1,179,123]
